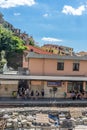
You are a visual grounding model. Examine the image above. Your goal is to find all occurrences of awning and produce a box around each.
[0,74,87,81]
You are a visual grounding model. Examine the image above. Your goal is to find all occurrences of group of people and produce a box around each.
[70,90,85,100]
[18,87,44,99]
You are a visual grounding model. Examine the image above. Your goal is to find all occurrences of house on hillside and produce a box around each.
[41,44,73,56]
[76,51,87,56]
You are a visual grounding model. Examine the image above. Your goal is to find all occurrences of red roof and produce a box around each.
[26,45,53,55]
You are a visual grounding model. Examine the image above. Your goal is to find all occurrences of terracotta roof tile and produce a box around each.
[26,45,53,55]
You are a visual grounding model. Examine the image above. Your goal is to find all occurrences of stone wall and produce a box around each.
[0,80,18,97]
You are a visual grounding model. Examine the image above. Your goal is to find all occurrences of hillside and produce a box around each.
[0,12,35,46]
[0,13,27,70]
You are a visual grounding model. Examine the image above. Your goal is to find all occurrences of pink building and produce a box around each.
[0,50,87,98]
[24,52,87,98]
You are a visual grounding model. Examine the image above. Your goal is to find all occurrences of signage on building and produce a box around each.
[47,81,61,87]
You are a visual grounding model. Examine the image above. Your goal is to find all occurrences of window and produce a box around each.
[73,63,79,71]
[57,62,64,70]
[67,82,73,93]
[67,82,83,93]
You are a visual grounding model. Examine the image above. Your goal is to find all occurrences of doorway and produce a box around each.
[18,79,29,97]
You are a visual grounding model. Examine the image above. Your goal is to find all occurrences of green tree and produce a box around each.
[0,26,27,69]
[11,36,26,52]
[0,26,26,53]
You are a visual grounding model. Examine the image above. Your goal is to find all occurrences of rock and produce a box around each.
[21,119,27,124]
[61,119,75,128]
[7,118,13,122]
[26,115,34,121]
[6,122,13,128]
[13,112,19,116]
[26,121,32,126]
[13,118,18,122]
[49,118,55,123]
[18,122,22,128]
[3,114,10,119]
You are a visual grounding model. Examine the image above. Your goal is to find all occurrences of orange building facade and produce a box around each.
[24,52,87,98]
[1,50,87,98]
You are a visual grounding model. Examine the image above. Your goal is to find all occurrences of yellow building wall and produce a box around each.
[29,80,67,98]
[0,80,18,97]
[41,81,67,98]
[30,81,44,96]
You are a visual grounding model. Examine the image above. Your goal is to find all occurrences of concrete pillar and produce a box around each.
[65,81,68,92]
[83,81,86,91]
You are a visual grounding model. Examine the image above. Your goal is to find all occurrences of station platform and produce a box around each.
[0,98,87,107]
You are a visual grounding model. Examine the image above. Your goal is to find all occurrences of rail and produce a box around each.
[4,125,87,130]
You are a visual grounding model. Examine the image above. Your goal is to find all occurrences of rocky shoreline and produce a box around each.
[0,107,87,129]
